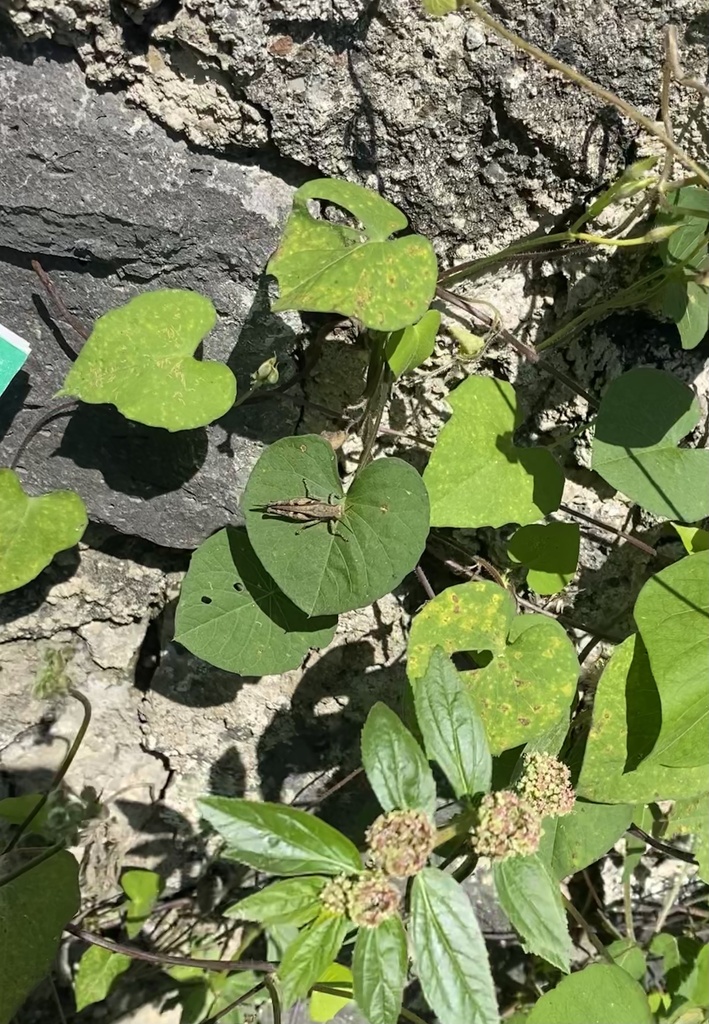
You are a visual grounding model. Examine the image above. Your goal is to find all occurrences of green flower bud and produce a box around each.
[319,875,353,917]
[365,809,436,877]
[517,751,575,819]
[251,355,279,387]
[471,790,541,861]
[348,872,401,927]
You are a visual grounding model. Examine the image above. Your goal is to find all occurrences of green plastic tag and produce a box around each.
[0,323,30,398]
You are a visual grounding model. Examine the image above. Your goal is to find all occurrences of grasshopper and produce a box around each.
[255,480,349,538]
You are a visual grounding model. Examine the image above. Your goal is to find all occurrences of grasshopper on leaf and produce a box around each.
[254,480,350,538]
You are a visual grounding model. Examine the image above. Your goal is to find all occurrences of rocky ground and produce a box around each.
[1,0,707,1020]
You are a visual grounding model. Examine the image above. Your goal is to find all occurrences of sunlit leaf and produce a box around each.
[120,869,162,939]
[538,801,633,880]
[383,309,440,377]
[73,946,131,1011]
[672,523,709,554]
[310,962,353,1023]
[606,938,647,981]
[508,522,580,595]
[492,855,572,972]
[422,0,458,14]
[526,964,653,1023]
[278,916,348,1009]
[353,917,407,1024]
[361,703,436,815]
[224,876,327,928]
[661,798,709,883]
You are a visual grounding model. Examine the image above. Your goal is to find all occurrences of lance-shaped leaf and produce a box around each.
[174,528,337,676]
[538,801,633,881]
[633,550,709,768]
[527,964,653,1024]
[424,376,564,528]
[60,290,236,431]
[73,946,131,1011]
[278,915,349,1009]
[353,916,408,1024]
[508,522,580,596]
[383,309,440,377]
[408,581,578,755]
[592,368,709,522]
[361,703,436,815]
[243,435,429,617]
[224,876,327,928]
[0,469,87,595]
[268,179,438,332]
[199,797,362,876]
[412,647,492,798]
[492,855,572,973]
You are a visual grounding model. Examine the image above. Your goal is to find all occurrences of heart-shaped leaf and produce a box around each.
[0,469,87,594]
[407,581,578,755]
[424,376,564,527]
[508,522,580,595]
[120,869,162,939]
[73,946,132,1011]
[59,290,236,431]
[361,702,436,816]
[537,801,633,881]
[174,528,337,676]
[659,274,709,350]
[526,964,653,1024]
[492,854,572,973]
[243,435,429,616]
[672,523,709,554]
[633,551,709,767]
[576,635,709,804]
[592,368,709,521]
[268,179,438,332]
[383,309,440,377]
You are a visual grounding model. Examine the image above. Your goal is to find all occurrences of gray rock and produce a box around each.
[0,47,301,548]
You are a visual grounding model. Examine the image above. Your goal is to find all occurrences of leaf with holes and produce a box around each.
[361,702,436,815]
[592,368,709,521]
[243,435,429,617]
[424,376,564,528]
[508,523,580,595]
[174,528,337,676]
[0,469,87,595]
[59,290,236,430]
[634,551,709,768]
[407,581,578,755]
[268,179,438,332]
[576,635,709,804]
[492,855,572,973]
[383,309,440,377]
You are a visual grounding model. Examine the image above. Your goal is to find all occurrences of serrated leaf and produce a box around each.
[174,528,337,676]
[408,581,578,755]
[361,702,436,815]
[59,290,236,431]
[73,946,131,1011]
[537,800,633,880]
[576,635,709,803]
[672,523,709,554]
[310,962,353,1023]
[424,376,564,528]
[268,178,438,332]
[526,964,653,1024]
[384,309,440,377]
[492,855,572,973]
[423,0,458,14]
[508,522,580,595]
[410,869,498,1024]
[224,876,327,928]
[592,368,709,521]
[633,551,709,767]
[606,938,647,981]
[0,850,80,1024]
[353,916,407,1024]
[198,797,362,876]
[662,798,709,883]
[0,469,87,595]
[243,435,429,617]
[120,869,162,939]
[412,647,492,798]
[278,916,348,1009]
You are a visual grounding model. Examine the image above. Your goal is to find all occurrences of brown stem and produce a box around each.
[415,564,437,601]
[31,260,90,343]
[627,825,698,866]
[203,981,267,1023]
[559,504,657,557]
[9,400,79,471]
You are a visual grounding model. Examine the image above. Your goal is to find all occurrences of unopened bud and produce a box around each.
[449,324,485,358]
[319,875,353,917]
[251,355,279,387]
[644,224,680,243]
[471,790,541,861]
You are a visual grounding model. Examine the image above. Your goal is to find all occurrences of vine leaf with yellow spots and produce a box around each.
[267,179,438,332]
[59,290,236,431]
[407,580,578,755]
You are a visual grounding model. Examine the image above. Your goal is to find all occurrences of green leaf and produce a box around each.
[0,794,50,836]
[408,581,578,755]
[0,850,80,1024]
[0,469,87,595]
[492,855,572,973]
[278,915,348,1009]
[633,550,709,767]
[661,798,709,883]
[411,647,492,798]
[59,290,236,431]
[353,916,408,1024]
[268,178,438,332]
[198,797,362,876]
[526,964,653,1024]
[606,938,647,981]
[410,868,498,1024]
[672,523,709,554]
[592,368,709,521]
[243,435,430,617]
[537,800,633,880]
[657,187,709,267]
[73,946,132,1011]
[508,523,580,596]
[209,971,263,1023]
[174,528,337,676]
[576,635,709,803]
[676,280,709,349]
[310,962,353,1023]
[361,702,436,815]
[120,869,162,939]
[423,0,458,14]
[383,310,440,377]
[424,376,564,528]
[224,877,327,928]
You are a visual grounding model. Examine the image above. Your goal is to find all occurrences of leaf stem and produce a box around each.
[559,504,657,557]
[31,259,90,344]
[9,400,79,472]
[626,825,698,866]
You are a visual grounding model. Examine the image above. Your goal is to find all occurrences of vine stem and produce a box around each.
[202,982,266,1023]
[463,1,709,190]
[9,400,79,472]
[562,896,614,963]
[2,688,92,855]
[559,503,657,557]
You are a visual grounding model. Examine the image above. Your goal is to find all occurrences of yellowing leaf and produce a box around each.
[310,963,353,1022]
